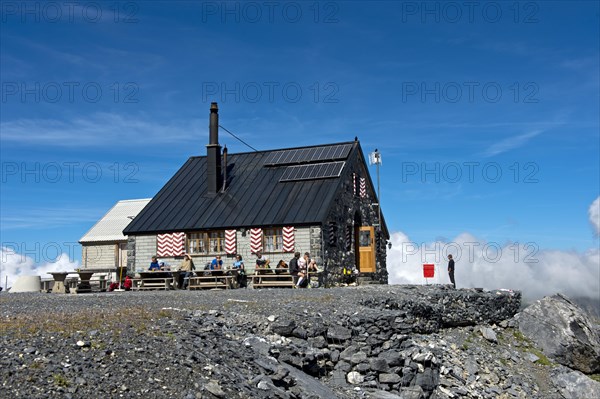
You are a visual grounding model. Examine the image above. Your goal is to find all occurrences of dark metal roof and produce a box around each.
[123,141,363,234]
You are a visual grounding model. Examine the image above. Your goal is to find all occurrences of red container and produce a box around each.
[423,264,435,278]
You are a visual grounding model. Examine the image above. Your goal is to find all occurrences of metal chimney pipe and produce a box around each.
[209,102,219,145]
[206,102,222,195]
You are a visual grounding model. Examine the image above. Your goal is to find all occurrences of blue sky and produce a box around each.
[1,1,599,288]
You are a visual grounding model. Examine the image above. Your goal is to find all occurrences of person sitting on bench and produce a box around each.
[210,255,223,270]
[275,259,288,274]
[149,256,160,271]
[232,254,246,288]
[255,251,270,274]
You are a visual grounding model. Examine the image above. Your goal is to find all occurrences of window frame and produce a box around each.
[187,231,226,255]
[263,228,284,253]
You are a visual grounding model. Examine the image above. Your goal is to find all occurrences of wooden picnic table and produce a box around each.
[188,270,235,290]
[251,268,295,289]
[138,271,173,291]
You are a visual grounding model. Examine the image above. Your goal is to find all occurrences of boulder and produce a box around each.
[398,386,425,399]
[550,365,600,399]
[327,325,352,341]
[480,327,497,343]
[347,371,364,384]
[379,373,401,384]
[517,294,600,373]
[362,390,404,399]
[370,357,390,372]
[271,320,296,336]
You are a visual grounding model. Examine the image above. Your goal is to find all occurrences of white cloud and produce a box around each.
[589,196,600,236]
[0,248,79,290]
[387,198,600,302]
[482,130,543,157]
[0,113,201,147]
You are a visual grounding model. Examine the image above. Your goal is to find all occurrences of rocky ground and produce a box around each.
[1,285,598,399]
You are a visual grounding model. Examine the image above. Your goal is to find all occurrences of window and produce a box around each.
[187,231,225,254]
[263,228,283,252]
[359,230,371,247]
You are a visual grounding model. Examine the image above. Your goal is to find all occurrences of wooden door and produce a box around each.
[358,226,376,273]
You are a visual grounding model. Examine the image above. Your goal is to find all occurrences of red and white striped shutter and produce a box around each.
[157,232,185,257]
[250,228,263,254]
[282,226,295,252]
[172,232,185,256]
[225,229,237,254]
[345,225,352,251]
[328,222,336,246]
[360,177,367,198]
[157,233,173,257]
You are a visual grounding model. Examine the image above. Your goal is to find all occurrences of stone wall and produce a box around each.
[322,161,388,286]
[126,236,136,270]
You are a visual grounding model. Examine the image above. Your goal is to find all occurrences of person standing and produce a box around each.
[288,252,300,285]
[447,254,456,288]
[296,254,308,288]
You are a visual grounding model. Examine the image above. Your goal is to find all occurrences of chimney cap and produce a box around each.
[210,102,218,111]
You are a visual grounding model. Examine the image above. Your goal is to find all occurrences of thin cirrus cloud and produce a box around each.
[482,129,543,157]
[0,207,104,230]
[1,113,200,147]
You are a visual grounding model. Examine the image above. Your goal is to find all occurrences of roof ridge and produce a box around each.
[187,140,358,159]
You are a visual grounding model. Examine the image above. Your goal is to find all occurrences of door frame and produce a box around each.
[356,225,376,273]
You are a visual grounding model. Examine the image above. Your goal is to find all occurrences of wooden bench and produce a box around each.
[130,278,142,290]
[89,275,108,292]
[138,277,172,290]
[188,273,234,290]
[251,268,295,289]
[138,272,173,291]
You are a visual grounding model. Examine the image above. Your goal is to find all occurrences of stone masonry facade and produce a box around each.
[322,161,388,286]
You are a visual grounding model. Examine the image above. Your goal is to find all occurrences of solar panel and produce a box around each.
[265,144,352,166]
[280,161,345,182]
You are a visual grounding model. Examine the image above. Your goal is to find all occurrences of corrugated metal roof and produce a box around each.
[80,198,151,243]
[123,142,360,234]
